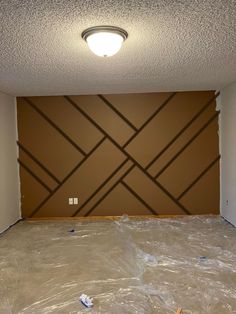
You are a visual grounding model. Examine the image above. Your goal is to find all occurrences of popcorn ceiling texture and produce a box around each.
[0,0,236,96]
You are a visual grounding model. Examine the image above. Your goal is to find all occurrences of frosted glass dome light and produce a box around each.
[82,26,128,57]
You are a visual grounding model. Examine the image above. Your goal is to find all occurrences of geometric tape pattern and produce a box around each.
[17,91,220,217]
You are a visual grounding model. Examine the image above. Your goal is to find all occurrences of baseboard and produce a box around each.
[26,214,220,222]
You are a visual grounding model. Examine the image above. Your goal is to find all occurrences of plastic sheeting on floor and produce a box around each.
[0,216,236,313]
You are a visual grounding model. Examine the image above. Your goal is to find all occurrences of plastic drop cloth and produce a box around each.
[0,216,236,314]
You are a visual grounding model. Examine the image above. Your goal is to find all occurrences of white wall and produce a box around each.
[220,81,236,226]
[0,91,21,232]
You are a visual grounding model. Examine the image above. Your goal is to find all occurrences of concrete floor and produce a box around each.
[0,216,236,314]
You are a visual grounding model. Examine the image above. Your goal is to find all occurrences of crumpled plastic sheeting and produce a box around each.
[0,216,236,314]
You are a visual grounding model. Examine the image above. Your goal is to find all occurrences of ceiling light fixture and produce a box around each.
[82,26,128,57]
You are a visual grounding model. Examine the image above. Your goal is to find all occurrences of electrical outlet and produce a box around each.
[69,198,74,205]
[226,200,229,206]
[68,197,79,205]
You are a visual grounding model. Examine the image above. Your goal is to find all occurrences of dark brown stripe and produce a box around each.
[84,164,136,217]
[122,92,177,148]
[121,181,158,215]
[17,141,61,184]
[65,96,108,136]
[72,158,129,217]
[155,111,220,179]
[28,136,106,218]
[177,155,220,200]
[18,159,52,192]
[122,152,191,214]
[65,95,190,215]
[98,94,138,131]
[146,92,220,170]
[23,97,87,156]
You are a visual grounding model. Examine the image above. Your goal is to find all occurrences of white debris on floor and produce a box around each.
[79,293,93,308]
[0,216,236,313]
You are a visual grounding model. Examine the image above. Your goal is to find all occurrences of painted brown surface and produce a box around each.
[17,91,220,217]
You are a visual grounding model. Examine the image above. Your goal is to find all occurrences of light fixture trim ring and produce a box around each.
[82,26,128,42]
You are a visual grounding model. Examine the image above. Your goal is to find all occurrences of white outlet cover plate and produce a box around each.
[69,198,74,205]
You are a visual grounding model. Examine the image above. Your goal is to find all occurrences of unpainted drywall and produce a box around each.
[0,91,20,232]
[220,81,236,226]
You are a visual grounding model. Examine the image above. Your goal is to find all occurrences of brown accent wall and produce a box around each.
[17,91,220,217]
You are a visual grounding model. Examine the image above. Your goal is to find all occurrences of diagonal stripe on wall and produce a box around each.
[17,91,220,217]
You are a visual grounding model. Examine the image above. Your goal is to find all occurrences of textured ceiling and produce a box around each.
[0,0,236,96]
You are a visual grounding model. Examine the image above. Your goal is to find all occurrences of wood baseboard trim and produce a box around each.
[26,214,220,222]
